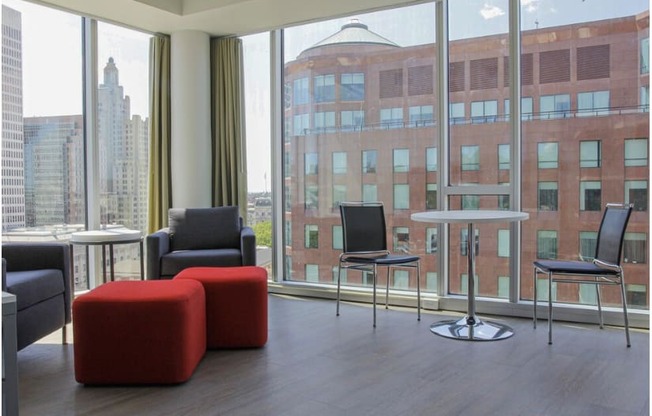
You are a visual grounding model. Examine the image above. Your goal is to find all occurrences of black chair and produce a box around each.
[533,203,633,346]
[336,202,421,327]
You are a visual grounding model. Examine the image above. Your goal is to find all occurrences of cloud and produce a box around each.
[480,3,505,20]
[521,0,540,13]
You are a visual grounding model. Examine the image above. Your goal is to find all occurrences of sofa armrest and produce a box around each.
[241,226,256,266]
[2,242,72,323]
[146,228,171,279]
[2,258,6,292]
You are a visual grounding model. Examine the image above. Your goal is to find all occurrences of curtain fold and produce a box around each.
[211,37,247,221]
[147,34,172,233]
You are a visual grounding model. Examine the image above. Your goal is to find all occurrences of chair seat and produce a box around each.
[533,260,619,275]
[161,249,243,277]
[345,254,420,265]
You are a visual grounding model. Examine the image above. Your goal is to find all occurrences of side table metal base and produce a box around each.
[430,316,514,341]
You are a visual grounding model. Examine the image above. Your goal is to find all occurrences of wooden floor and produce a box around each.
[17,294,650,416]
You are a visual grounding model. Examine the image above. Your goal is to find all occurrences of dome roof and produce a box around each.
[304,19,399,52]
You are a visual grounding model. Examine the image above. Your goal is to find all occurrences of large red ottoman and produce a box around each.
[174,266,268,348]
[73,280,206,384]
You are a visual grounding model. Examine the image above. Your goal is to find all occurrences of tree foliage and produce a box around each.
[252,220,272,247]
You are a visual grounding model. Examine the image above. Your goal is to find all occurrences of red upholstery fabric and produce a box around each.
[73,280,206,384]
[174,266,268,348]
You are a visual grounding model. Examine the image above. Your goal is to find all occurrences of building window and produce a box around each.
[332,225,343,250]
[641,38,649,74]
[498,194,510,210]
[538,182,558,211]
[332,152,347,175]
[505,97,533,120]
[498,276,510,299]
[314,111,335,132]
[580,140,601,168]
[341,73,365,101]
[540,94,571,119]
[461,145,479,171]
[498,229,510,257]
[392,269,410,289]
[426,228,438,254]
[625,180,648,211]
[426,147,437,171]
[450,102,465,124]
[305,153,318,175]
[537,230,558,259]
[642,85,650,111]
[536,279,558,301]
[470,100,498,123]
[293,77,309,105]
[537,142,558,169]
[314,74,335,103]
[305,264,319,282]
[362,184,377,202]
[362,150,377,173]
[380,107,403,129]
[341,110,364,131]
[577,90,609,117]
[627,284,647,307]
[580,181,601,211]
[462,195,479,210]
[426,183,437,210]
[393,148,409,172]
[623,233,647,264]
[305,185,318,210]
[305,224,318,248]
[393,227,410,253]
[460,229,479,256]
[579,231,597,261]
[498,144,510,170]
[409,105,434,126]
[394,184,410,210]
[332,185,347,209]
[624,138,648,166]
[293,113,309,136]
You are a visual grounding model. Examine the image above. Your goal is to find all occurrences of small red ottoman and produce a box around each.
[174,266,268,348]
[73,280,206,384]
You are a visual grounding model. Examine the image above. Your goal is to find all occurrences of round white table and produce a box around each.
[411,210,529,341]
[70,229,144,283]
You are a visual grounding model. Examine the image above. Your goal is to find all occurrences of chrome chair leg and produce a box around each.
[372,264,378,328]
[533,267,538,329]
[416,262,421,322]
[548,271,553,345]
[595,278,604,329]
[336,260,342,317]
[385,267,390,310]
[619,273,631,347]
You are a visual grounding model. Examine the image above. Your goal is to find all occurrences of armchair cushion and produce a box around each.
[4,269,65,312]
[169,207,240,251]
[161,249,243,277]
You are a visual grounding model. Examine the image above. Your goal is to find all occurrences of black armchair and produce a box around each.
[146,206,256,280]
[2,242,72,351]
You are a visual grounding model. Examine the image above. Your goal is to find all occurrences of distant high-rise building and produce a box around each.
[2,5,26,232]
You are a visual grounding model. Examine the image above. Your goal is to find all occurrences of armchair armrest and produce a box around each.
[146,228,171,279]
[241,226,256,266]
[2,258,6,292]
[2,242,72,323]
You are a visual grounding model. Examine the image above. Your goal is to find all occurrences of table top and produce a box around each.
[70,228,142,244]
[411,210,529,224]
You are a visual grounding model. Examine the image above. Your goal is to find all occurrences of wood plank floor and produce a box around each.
[17,294,650,416]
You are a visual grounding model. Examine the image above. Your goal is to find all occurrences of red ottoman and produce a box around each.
[174,266,268,348]
[73,280,206,385]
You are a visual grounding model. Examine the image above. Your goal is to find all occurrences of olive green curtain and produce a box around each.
[211,37,247,221]
[147,34,172,233]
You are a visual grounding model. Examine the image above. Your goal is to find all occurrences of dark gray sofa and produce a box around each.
[2,242,72,351]
[146,206,256,280]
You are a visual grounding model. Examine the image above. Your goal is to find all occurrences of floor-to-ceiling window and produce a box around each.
[1,0,151,290]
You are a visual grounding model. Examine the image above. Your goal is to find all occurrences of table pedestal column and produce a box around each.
[430,223,514,341]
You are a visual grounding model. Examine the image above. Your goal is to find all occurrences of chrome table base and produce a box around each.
[430,315,514,341]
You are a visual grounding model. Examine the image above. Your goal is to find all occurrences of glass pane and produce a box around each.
[283,4,437,291]
[1,1,87,289]
[520,0,650,310]
[97,22,151,283]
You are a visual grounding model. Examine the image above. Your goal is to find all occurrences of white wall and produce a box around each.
[170,30,212,208]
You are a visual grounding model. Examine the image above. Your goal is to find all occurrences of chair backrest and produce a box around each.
[168,206,241,251]
[594,203,633,266]
[339,202,387,254]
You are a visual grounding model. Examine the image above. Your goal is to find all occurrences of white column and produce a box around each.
[170,31,212,208]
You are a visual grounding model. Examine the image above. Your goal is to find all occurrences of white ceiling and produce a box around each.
[35,0,423,36]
